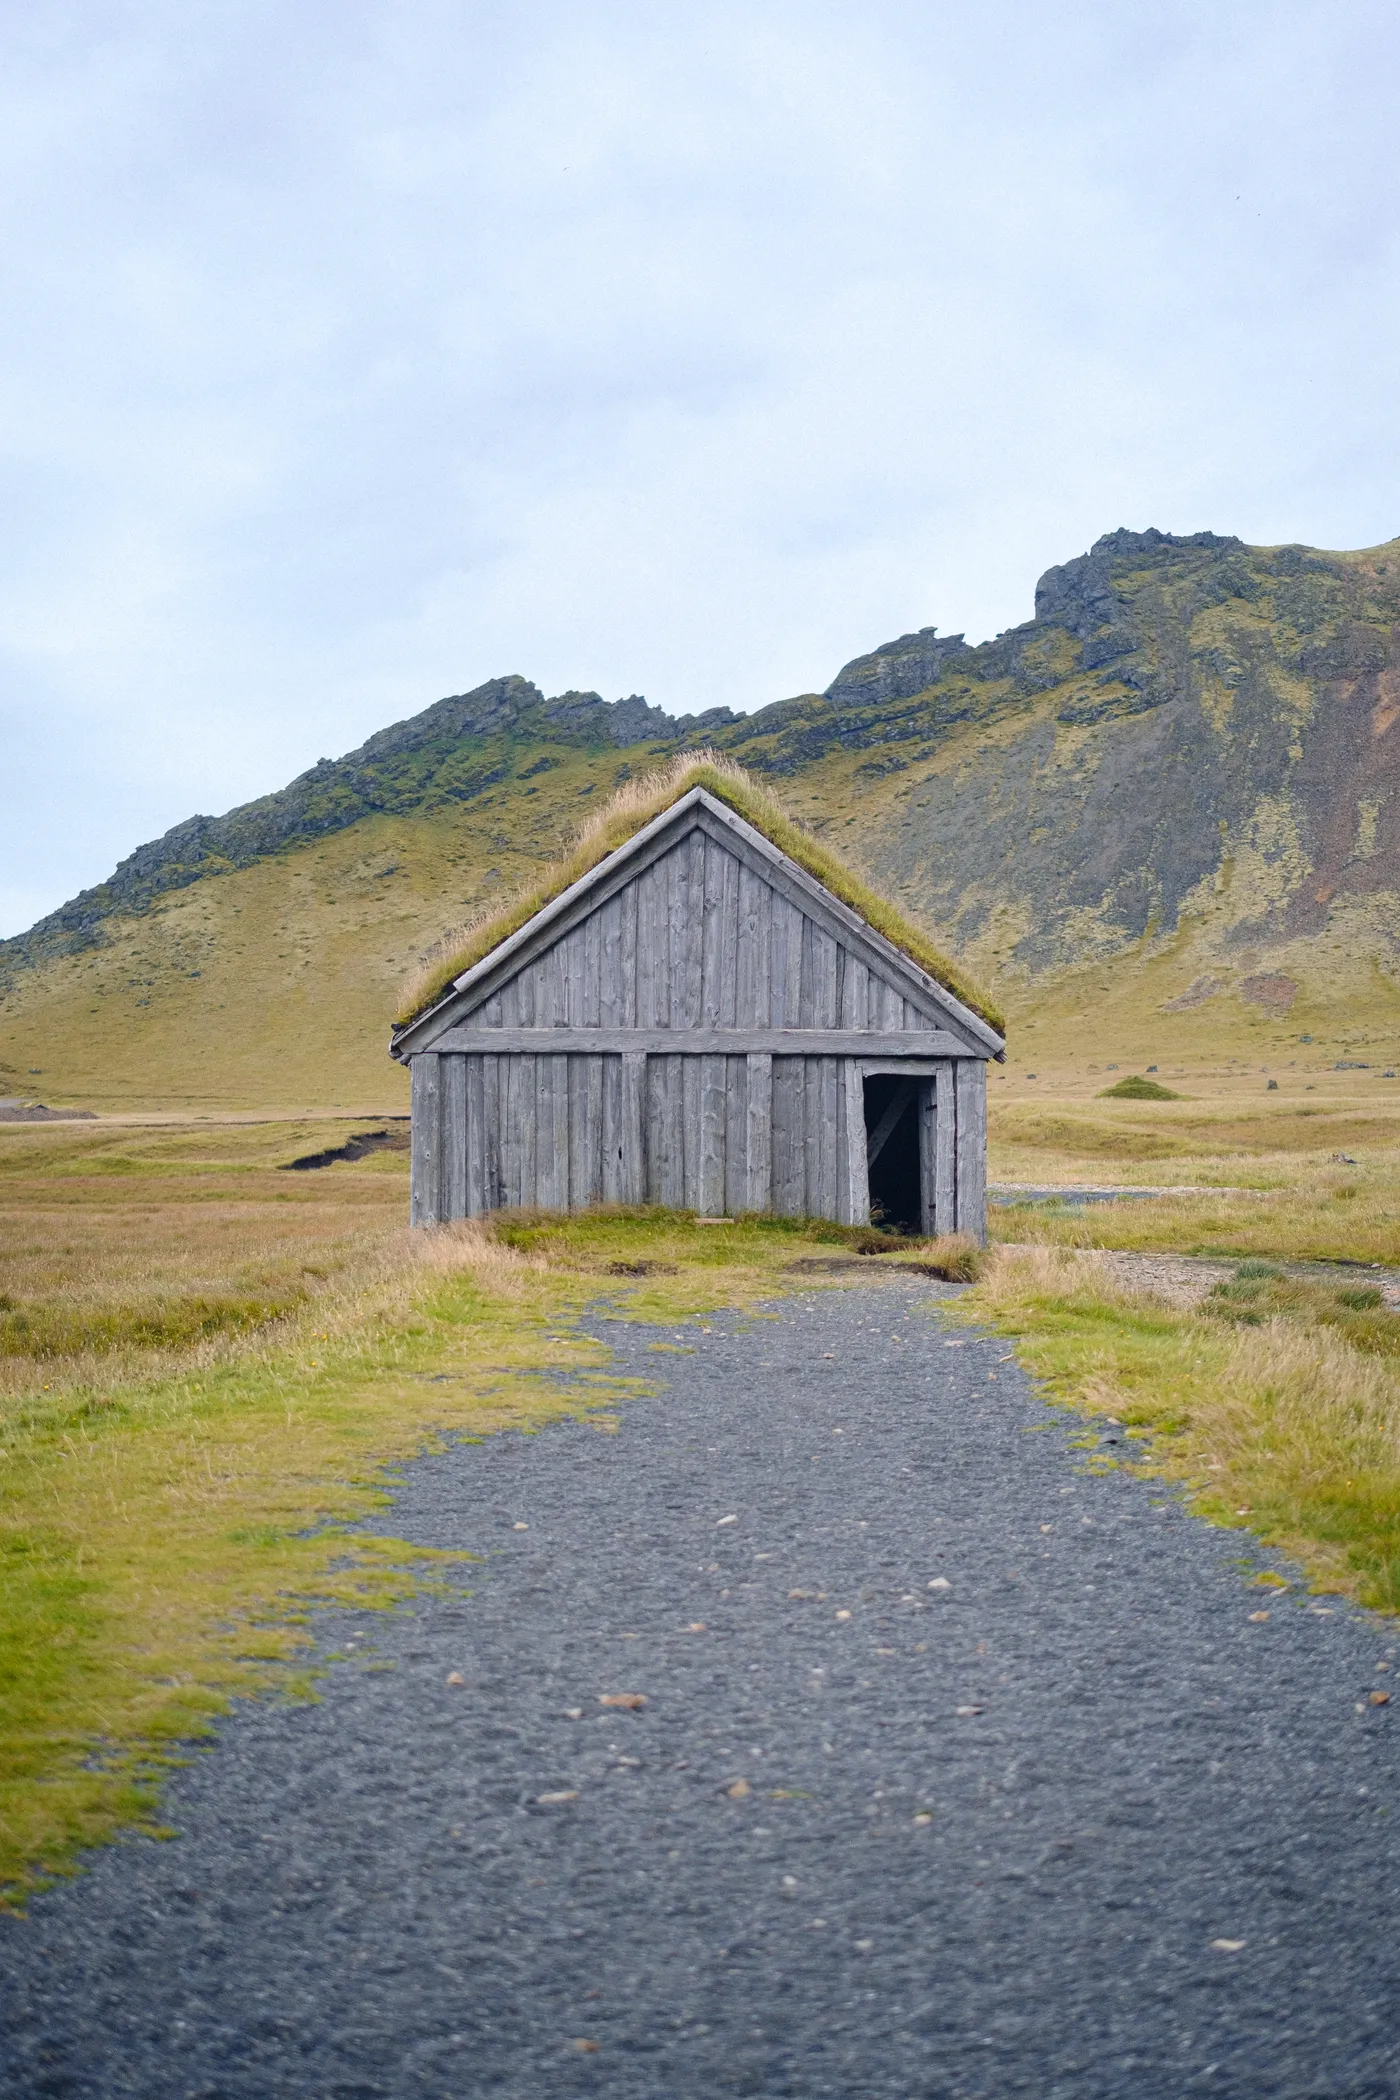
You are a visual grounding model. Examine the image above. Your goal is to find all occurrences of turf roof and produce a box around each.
[393,753,1005,1037]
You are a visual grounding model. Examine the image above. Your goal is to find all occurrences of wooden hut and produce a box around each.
[390,771,1004,1238]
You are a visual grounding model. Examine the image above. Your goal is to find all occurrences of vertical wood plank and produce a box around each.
[919,1080,937,1237]
[499,977,519,1028]
[666,848,687,1028]
[441,1053,468,1220]
[465,1056,486,1215]
[622,1051,647,1204]
[601,1054,623,1203]
[955,1059,988,1245]
[717,846,739,1027]
[548,1052,570,1209]
[811,927,840,1028]
[481,992,503,1029]
[798,915,816,1027]
[699,1053,726,1215]
[933,1058,956,1235]
[534,1054,554,1208]
[637,863,660,1027]
[621,879,639,1027]
[701,834,724,1027]
[410,1056,442,1226]
[598,896,621,1026]
[483,1054,501,1210]
[843,1060,870,1225]
[568,1055,589,1209]
[745,1051,772,1212]
[772,1057,805,1215]
[782,901,804,1026]
[588,914,604,1027]
[724,1056,749,1217]
[680,833,704,1028]
[681,1055,703,1209]
[813,1058,840,1219]
[840,956,868,1028]
[519,1054,538,1208]
[586,1053,605,1205]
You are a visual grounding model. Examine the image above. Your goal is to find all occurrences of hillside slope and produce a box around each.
[3,527,1398,1109]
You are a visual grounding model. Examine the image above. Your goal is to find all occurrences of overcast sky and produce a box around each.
[3,1,1399,935]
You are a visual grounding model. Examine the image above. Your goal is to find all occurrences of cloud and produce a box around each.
[2,0,1399,930]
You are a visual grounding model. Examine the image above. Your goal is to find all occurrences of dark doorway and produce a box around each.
[863,1074,923,1233]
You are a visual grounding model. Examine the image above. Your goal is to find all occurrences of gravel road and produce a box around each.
[3,1281,1398,2099]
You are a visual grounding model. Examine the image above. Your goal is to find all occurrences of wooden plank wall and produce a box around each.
[411,1049,882,1228]
[405,823,993,1242]
[457,832,933,1041]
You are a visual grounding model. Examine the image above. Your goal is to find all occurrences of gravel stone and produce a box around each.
[2,1282,1397,2098]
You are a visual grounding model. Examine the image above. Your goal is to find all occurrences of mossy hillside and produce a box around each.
[5,527,1400,1107]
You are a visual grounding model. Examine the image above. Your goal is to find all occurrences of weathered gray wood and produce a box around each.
[933,1058,956,1235]
[681,1054,703,1209]
[683,831,705,1028]
[465,1056,487,1216]
[699,1053,726,1215]
[919,1080,937,1236]
[955,1058,988,1245]
[736,862,771,1026]
[843,1059,869,1225]
[441,1053,468,1220]
[430,1026,976,1057]
[620,881,638,1027]
[395,790,1003,1059]
[582,910,601,1027]
[745,1051,772,1212]
[866,1080,915,1168]
[518,1053,538,1209]
[621,1051,646,1204]
[601,1052,622,1203]
[798,915,815,1028]
[816,1058,839,1219]
[811,927,839,1029]
[567,1054,589,1208]
[657,1055,685,1208]
[717,843,739,1027]
[724,1056,748,1216]
[410,1055,442,1226]
[482,1054,501,1209]
[636,861,662,1028]
[548,1053,570,1209]
[701,833,724,1028]
[772,1057,804,1215]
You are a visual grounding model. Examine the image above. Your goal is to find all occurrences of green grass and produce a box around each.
[968,1246,1400,1614]
[0,1123,966,1910]
[1097,1075,1181,1100]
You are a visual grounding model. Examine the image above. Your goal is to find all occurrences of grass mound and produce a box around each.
[394,752,1004,1034]
[1097,1075,1182,1100]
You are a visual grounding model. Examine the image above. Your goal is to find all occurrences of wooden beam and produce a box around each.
[427,1026,979,1058]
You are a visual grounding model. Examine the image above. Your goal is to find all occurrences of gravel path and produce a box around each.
[3,1281,1398,2099]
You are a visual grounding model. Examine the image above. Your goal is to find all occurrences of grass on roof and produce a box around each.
[393,753,1004,1033]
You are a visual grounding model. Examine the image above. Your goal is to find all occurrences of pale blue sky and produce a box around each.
[3,1,1399,934]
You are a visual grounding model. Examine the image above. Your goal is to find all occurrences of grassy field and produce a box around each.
[4,1075,1400,1910]
[0,1119,930,1911]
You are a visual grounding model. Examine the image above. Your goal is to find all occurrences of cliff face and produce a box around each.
[713,528,1400,989]
[2,525,1398,1106]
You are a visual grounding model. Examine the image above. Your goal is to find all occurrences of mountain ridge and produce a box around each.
[3,525,1398,1107]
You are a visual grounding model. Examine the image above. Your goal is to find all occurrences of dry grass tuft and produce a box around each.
[967,1240,1400,1610]
[412,1217,550,1293]
[393,751,1003,1032]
